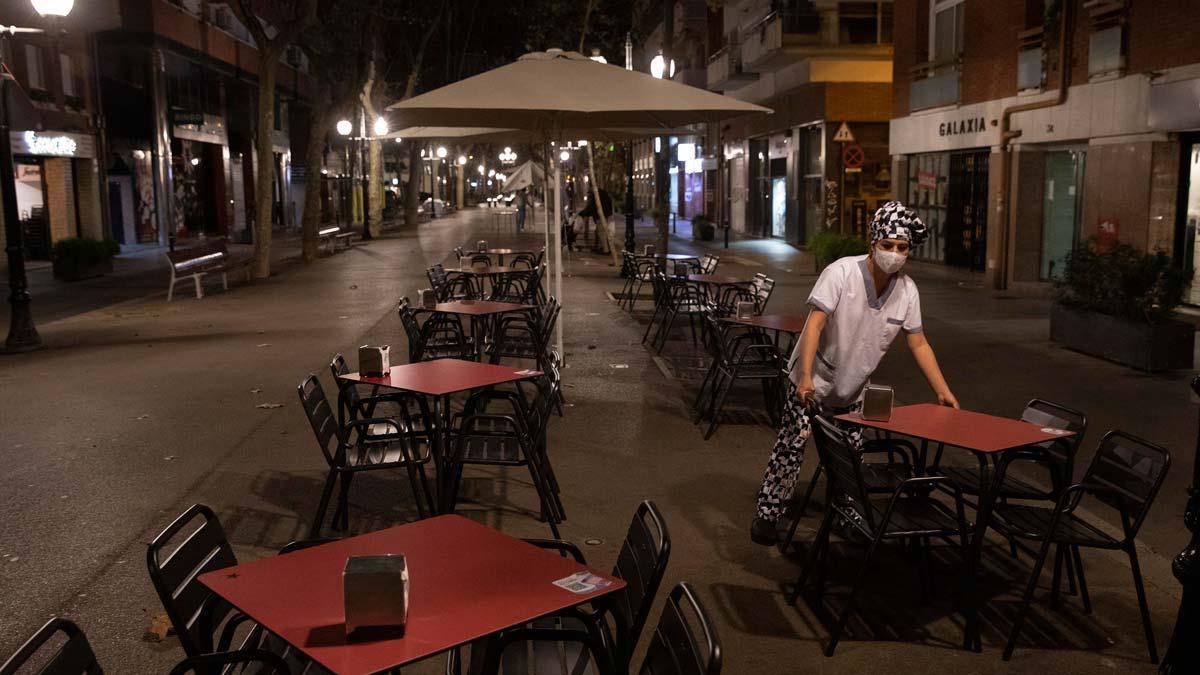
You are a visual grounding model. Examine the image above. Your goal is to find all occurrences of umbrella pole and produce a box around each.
[553,156,564,359]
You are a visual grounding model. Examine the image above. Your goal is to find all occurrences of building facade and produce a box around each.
[95,0,311,248]
[708,0,894,245]
[891,0,1200,295]
[0,3,109,259]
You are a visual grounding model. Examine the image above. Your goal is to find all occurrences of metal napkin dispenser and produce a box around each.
[862,384,894,422]
[736,301,756,319]
[643,244,656,256]
[418,289,437,309]
[359,345,390,378]
[477,239,488,252]
[344,554,409,639]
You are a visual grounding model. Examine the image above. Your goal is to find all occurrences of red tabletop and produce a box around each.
[455,265,524,275]
[421,300,534,316]
[338,359,541,397]
[727,314,807,333]
[687,274,752,285]
[199,516,623,675]
[836,403,1074,454]
[483,248,531,256]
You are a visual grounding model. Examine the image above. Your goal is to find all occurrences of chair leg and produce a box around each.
[1049,544,1065,609]
[168,278,175,302]
[193,275,203,299]
[790,508,835,605]
[692,362,719,420]
[704,373,735,440]
[401,459,427,520]
[1002,537,1056,661]
[825,532,886,657]
[1127,545,1159,664]
[793,463,824,522]
[333,472,354,531]
[310,470,338,538]
[1072,545,1092,614]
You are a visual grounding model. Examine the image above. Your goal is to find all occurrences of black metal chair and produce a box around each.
[487,299,559,371]
[476,582,719,675]
[428,263,475,301]
[147,504,258,660]
[399,298,474,362]
[693,315,785,440]
[298,375,434,536]
[699,253,719,274]
[169,650,291,675]
[789,416,975,656]
[0,618,102,675]
[622,257,658,313]
[331,353,434,462]
[650,276,706,353]
[992,430,1170,663]
[445,371,564,536]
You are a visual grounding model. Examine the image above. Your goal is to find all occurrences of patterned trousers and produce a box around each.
[755,383,863,522]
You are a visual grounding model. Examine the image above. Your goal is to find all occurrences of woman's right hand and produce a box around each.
[796,375,816,406]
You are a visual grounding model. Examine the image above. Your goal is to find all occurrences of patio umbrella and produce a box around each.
[387,49,771,357]
[500,160,544,193]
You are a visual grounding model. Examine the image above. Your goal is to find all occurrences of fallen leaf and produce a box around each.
[136,414,150,420]
[250,388,263,394]
[256,403,283,409]
[163,456,176,461]
[256,343,271,348]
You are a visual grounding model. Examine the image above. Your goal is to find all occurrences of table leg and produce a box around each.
[963,450,1007,652]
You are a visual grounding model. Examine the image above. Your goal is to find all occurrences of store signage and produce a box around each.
[23,131,77,156]
[917,170,938,191]
[173,111,205,126]
[939,116,987,137]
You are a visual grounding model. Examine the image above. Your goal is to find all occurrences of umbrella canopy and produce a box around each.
[382,126,698,144]
[500,160,544,193]
[388,49,771,130]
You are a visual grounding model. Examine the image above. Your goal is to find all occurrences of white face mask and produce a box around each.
[874,247,908,274]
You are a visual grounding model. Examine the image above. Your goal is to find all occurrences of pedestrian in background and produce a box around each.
[516,188,528,232]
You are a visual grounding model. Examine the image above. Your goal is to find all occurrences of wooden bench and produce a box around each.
[165,239,253,301]
[318,226,357,254]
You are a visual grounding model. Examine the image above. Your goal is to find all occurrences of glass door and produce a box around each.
[1182,141,1200,304]
[1041,150,1084,280]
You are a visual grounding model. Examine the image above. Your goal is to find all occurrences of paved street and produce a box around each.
[0,207,1193,673]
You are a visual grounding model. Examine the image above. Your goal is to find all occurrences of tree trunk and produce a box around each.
[404,141,422,227]
[253,51,279,278]
[367,138,383,236]
[301,87,330,263]
[586,142,620,267]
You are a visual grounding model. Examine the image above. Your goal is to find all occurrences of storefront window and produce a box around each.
[907,151,990,271]
[906,152,948,263]
[1182,142,1200,304]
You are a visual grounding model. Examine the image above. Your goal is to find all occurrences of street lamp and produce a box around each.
[478,164,485,175]
[588,48,607,64]
[336,119,353,136]
[3,0,76,353]
[457,156,467,166]
[373,117,388,137]
[559,149,570,162]
[649,53,676,79]
[436,146,447,159]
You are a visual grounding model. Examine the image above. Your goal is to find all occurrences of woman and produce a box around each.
[751,201,959,546]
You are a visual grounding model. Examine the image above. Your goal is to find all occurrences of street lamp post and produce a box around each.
[623,32,636,257]
[1161,374,1200,673]
[2,0,75,353]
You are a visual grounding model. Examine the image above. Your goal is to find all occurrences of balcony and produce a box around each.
[909,60,960,111]
[740,12,823,72]
[707,46,759,91]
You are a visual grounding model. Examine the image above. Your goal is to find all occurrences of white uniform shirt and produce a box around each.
[787,255,923,408]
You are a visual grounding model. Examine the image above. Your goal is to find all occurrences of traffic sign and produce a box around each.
[842,143,865,169]
[832,122,855,143]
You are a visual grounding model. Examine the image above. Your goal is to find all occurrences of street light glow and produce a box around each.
[336,119,352,136]
[436,146,447,159]
[394,137,402,143]
[190,157,200,166]
[373,117,388,136]
[457,156,467,165]
[478,164,485,175]
[488,169,495,177]
[559,150,570,162]
[650,53,676,79]
[589,49,607,64]
[31,0,74,17]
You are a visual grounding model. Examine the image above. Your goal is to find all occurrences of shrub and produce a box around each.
[692,215,716,241]
[808,230,867,266]
[1054,239,1187,324]
[52,237,117,266]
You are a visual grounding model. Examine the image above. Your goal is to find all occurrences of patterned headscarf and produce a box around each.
[870,201,927,248]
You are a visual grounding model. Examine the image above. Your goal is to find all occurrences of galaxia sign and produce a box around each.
[938,116,987,137]
[24,131,78,156]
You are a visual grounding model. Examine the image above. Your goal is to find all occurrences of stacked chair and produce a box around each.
[399,297,474,362]
[693,315,787,439]
[428,263,476,301]
[619,254,658,312]
[444,357,565,536]
[487,297,561,372]
[644,272,707,353]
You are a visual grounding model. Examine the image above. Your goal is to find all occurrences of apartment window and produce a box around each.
[838,2,893,45]
[60,54,76,97]
[1087,1,1125,79]
[930,0,965,64]
[25,44,46,91]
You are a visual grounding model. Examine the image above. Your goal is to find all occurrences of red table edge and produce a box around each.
[197,522,626,672]
[833,404,1077,453]
[334,365,543,396]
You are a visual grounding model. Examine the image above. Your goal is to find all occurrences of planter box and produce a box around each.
[1050,303,1195,371]
[53,257,113,282]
